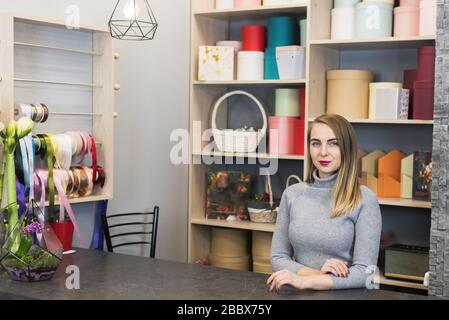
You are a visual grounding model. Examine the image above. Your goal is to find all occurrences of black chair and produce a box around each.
[103,206,159,258]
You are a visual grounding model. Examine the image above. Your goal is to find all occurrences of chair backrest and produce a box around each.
[103,206,159,258]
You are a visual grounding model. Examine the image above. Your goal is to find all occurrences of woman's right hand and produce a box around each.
[321,259,349,277]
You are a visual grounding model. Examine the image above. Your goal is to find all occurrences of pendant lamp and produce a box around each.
[109,0,158,40]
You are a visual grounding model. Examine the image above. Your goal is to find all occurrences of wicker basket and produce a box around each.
[211,90,267,153]
[248,174,278,224]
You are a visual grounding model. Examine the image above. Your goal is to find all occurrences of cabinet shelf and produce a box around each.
[191,218,275,233]
[308,118,434,125]
[44,194,112,207]
[377,198,431,209]
[14,42,103,56]
[193,4,307,20]
[310,36,435,50]
[379,274,427,291]
[194,150,305,161]
[193,80,306,87]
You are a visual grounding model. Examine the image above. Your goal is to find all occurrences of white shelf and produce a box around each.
[193,4,307,19]
[194,150,305,161]
[310,36,436,50]
[191,218,275,233]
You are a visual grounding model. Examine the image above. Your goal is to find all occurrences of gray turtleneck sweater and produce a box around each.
[271,170,382,290]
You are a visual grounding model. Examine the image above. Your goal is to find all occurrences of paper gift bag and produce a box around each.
[378,150,406,198]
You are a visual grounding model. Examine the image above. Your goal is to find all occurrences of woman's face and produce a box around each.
[310,123,342,179]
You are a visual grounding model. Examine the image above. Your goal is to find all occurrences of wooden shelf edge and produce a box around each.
[310,36,436,47]
[13,14,109,33]
[308,118,434,125]
[193,80,307,86]
[44,194,112,207]
[193,4,307,16]
[379,274,427,291]
[193,151,305,161]
[377,198,431,209]
[190,218,275,233]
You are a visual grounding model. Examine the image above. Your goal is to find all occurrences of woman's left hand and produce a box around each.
[267,270,306,291]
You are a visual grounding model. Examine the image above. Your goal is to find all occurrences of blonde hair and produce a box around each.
[305,114,362,218]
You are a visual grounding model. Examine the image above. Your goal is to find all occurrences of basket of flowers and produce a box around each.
[211,90,267,153]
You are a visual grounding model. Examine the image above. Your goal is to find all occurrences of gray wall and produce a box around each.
[429,0,449,299]
[0,0,190,262]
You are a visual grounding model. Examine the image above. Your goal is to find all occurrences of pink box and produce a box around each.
[420,0,436,36]
[235,0,261,8]
[394,6,419,37]
[269,116,296,155]
[400,0,420,7]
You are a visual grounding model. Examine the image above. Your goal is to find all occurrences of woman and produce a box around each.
[267,114,381,291]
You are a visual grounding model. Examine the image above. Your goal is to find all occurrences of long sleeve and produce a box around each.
[329,189,382,290]
[271,187,305,273]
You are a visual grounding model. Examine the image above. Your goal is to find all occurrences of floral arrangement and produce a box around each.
[0,118,62,282]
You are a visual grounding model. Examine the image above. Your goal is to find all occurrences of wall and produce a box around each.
[429,0,449,299]
[0,0,190,262]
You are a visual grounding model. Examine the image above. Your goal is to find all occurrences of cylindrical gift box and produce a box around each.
[400,0,420,7]
[299,86,306,119]
[334,0,361,8]
[238,51,264,80]
[331,7,355,40]
[299,19,307,47]
[252,231,272,263]
[211,227,250,257]
[216,0,234,9]
[295,118,305,155]
[242,25,266,52]
[327,69,373,119]
[264,47,279,80]
[413,81,434,120]
[403,69,418,119]
[263,0,289,5]
[269,116,296,155]
[275,88,300,117]
[217,41,242,80]
[419,0,436,36]
[235,0,261,8]
[369,82,403,119]
[50,221,74,251]
[355,1,393,38]
[268,16,296,47]
[417,46,436,82]
[216,40,242,52]
[394,6,419,37]
[209,253,251,271]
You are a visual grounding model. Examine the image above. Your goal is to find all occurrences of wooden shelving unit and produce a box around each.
[189,0,433,292]
[0,13,116,205]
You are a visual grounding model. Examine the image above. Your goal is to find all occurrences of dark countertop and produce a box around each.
[0,249,436,300]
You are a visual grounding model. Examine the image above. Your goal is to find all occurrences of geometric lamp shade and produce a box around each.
[109,0,158,40]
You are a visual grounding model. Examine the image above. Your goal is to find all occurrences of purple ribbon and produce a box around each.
[16,180,26,219]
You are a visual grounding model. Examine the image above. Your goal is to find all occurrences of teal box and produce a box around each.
[264,47,279,80]
[268,16,297,47]
[334,0,361,8]
[355,2,393,38]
